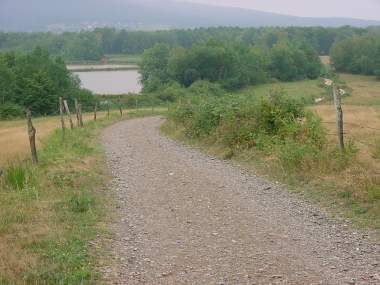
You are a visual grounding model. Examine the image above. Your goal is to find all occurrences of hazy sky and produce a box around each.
[183,0,380,20]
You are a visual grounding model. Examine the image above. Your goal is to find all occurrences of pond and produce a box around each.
[70,65,142,95]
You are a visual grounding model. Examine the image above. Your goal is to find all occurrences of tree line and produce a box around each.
[0,26,375,61]
[0,48,96,119]
[331,33,380,77]
[140,40,322,92]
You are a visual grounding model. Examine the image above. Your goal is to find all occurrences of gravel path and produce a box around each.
[100,117,379,285]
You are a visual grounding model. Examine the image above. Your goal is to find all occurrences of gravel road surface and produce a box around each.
[100,117,379,285]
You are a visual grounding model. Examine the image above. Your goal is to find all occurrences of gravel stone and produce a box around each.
[99,117,380,285]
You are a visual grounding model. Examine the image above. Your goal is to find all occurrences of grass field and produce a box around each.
[239,79,326,104]
[0,109,153,166]
[0,109,166,284]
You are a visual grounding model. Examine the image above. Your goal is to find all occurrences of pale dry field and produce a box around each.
[0,110,125,166]
[312,73,380,175]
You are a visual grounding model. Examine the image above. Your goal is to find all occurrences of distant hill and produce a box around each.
[1,0,380,32]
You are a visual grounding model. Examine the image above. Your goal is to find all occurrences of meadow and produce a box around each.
[0,110,130,165]
[0,108,167,284]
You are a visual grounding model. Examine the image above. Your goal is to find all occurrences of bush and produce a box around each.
[168,90,330,178]
[188,81,225,97]
[0,103,24,119]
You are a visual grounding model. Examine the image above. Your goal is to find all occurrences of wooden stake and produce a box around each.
[94,102,98,121]
[59,97,66,142]
[78,104,84,127]
[74,99,80,127]
[135,98,138,111]
[333,84,344,152]
[63,100,74,129]
[107,103,110,119]
[118,96,123,117]
[26,110,38,164]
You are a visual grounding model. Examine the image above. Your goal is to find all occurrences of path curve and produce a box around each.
[101,117,379,285]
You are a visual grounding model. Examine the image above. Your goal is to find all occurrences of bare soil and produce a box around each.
[100,117,379,285]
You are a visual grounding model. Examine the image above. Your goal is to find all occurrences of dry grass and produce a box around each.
[0,110,130,166]
[320,55,331,65]
[313,104,380,172]
[339,74,380,106]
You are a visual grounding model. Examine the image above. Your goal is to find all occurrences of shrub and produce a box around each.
[0,103,24,119]
[188,80,225,97]
[168,90,329,178]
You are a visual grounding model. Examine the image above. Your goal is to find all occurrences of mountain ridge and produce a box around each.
[1,0,379,32]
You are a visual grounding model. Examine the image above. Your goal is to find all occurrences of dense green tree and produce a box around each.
[0,48,96,117]
[331,35,380,76]
[140,43,171,92]
[140,40,321,92]
[0,26,374,61]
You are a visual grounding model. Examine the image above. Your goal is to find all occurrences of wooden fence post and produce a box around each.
[135,98,138,111]
[333,84,344,152]
[107,102,110,119]
[94,102,98,121]
[74,99,80,127]
[118,96,123,117]
[63,100,74,129]
[78,104,84,127]
[26,110,38,164]
[59,97,66,142]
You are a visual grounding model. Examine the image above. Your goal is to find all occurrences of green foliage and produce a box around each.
[68,192,94,213]
[331,34,380,76]
[141,40,321,92]
[0,48,97,116]
[168,89,332,178]
[140,43,171,92]
[188,81,225,97]
[0,102,24,119]
[0,26,372,60]
[269,42,322,81]
[2,164,35,192]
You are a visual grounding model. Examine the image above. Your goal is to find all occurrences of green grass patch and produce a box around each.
[0,109,166,283]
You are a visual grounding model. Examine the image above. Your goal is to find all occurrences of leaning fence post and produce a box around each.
[26,110,38,164]
[74,99,80,127]
[333,84,344,152]
[78,104,84,127]
[63,100,74,129]
[94,102,98,121]
[59,97,66,142]
[118,96,123,117]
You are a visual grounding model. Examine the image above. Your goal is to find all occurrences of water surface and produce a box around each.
[74,70,141,95]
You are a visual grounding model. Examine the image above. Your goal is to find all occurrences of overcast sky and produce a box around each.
[183,0,380,20]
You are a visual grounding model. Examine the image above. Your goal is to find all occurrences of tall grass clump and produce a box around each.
[1,164,35,192]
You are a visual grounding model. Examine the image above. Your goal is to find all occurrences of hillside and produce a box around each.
[1,0,380,31]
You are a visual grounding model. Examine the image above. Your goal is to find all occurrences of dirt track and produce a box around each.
[100,117,379,285]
